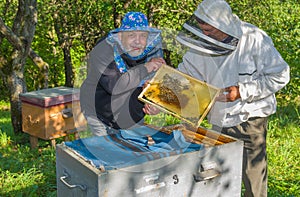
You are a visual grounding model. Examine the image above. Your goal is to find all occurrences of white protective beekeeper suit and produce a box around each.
[177,0,290,128]
[177,0,290,197]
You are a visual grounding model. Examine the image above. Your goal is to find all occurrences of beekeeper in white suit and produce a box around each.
[176,0,290,196]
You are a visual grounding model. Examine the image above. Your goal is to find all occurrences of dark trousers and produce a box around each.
[214,117,268,197]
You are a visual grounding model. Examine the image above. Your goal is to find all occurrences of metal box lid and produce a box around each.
[20,86,80,107]
[138,65,220,127]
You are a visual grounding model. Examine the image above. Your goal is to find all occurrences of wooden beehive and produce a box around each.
[20,87,87,147]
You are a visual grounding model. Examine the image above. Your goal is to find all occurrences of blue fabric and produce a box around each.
[120,127,201,152]
[109,12,161,34]
[117,12,149,31]
[65,126,203,170]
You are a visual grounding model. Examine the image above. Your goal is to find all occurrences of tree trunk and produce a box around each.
[0,0,37,134]
[29,49,49,89]
[63,41,74,87]
[8,50,27,133]
[53,8,74,88]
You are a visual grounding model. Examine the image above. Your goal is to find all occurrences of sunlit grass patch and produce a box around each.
[0,131,12,147]
[267,100,300,195]
[0,168,43,196]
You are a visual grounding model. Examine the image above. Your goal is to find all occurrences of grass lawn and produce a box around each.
[0,98,299,196]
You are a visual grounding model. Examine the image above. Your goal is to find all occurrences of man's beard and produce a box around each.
[126,46,144,57]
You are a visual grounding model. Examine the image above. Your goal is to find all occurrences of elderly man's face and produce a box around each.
[119,31,148,57]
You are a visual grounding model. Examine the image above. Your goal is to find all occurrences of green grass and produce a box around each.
[0,98,299,196]
[267,100,300,196]
[0,102,57,197]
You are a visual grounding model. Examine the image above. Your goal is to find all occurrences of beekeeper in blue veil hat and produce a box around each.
[107,12,164,73]
[80,12,165,136]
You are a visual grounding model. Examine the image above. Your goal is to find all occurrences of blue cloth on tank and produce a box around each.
[64,126,203,170]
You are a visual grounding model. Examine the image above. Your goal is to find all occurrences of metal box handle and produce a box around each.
[135,173,166,194]
[193,169,221,182]
[49,108,73,119]
[62,108,73,118]
[60,170,87,191]
[194,162,221,182]
[135,182,166,194]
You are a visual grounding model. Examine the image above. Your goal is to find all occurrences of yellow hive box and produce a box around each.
[20,87,87,148]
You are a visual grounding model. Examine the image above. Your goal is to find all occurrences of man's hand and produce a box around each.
[143,104,160,115]
[216,85,241,102]
[144,57,166,73]
[150,57,166,64]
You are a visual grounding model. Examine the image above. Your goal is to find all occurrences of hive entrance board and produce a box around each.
[138,65,220,127]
